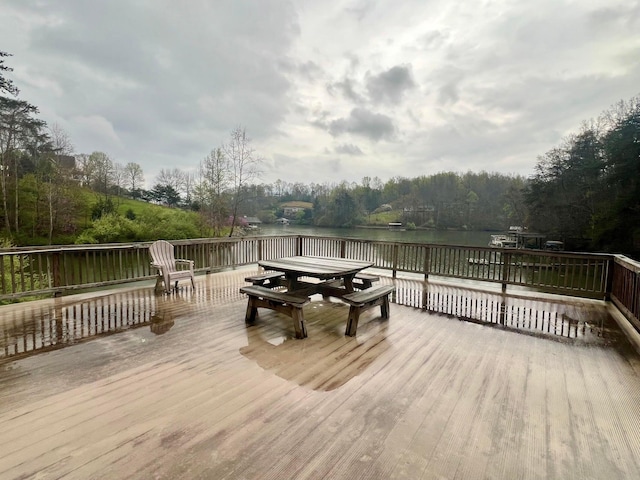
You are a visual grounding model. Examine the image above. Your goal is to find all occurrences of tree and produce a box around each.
[0,51,19,96]
[316,183,361,227]
[75,153,92,186]
[596,97,640,253]
[46,123,75,242]
[0,96,48,236]
[222,126,262,236]
[86,151,114,195]
[195,147,230,235]
[150,183,181,207]
[123,162,145,198]
[155,168,186,199]
[524,95,640,254]
[111,162,125,197]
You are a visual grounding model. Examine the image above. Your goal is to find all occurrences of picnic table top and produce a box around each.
[258,255,374,279]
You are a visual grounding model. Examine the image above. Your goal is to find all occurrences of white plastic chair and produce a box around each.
[149,240,195,293]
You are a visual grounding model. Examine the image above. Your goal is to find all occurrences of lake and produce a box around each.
[256,225,490,247]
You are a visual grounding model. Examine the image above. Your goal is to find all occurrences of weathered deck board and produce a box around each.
[1,268,640,479]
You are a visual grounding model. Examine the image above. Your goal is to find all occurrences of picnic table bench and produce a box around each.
[240,285,310,339]
[244,271,286,288]
[342,285,396,336]
[353,272,380,289]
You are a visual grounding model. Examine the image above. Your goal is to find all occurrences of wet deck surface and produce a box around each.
[1,268,640,479]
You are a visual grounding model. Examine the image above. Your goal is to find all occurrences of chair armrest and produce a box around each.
[175,259,195,269]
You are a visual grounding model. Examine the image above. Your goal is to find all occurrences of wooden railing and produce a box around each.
[1,234,638,332]
[610,255,640,332]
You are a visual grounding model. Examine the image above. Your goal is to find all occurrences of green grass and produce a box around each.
[365,210,403,226]
[116,197,167,217]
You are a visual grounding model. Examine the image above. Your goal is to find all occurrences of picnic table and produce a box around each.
[258,255,374,295]
[240,256,394,338]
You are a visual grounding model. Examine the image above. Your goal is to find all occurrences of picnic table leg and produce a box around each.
[286,273,300,291]
[345,307,361,337]
[291,308,307,339]
[245,298,258,324]
[381,295,390,319]
[343,274,356,293]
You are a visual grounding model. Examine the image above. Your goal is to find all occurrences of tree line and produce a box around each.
[526,97,640,255]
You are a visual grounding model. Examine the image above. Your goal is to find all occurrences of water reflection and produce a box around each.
[239,317,391,392]
[0,270,253,363]
[0,268,620,365]
[392,278,618,344]
[0,288,190,362]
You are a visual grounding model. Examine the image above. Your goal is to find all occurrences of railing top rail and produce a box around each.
[613,254,640,273]
[0,234,615,260]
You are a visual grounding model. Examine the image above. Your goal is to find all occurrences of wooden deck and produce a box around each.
[1,268,640,479]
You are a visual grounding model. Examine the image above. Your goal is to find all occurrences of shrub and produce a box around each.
[75,213,140,244]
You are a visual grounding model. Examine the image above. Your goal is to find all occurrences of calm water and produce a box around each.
[257,225,490,247]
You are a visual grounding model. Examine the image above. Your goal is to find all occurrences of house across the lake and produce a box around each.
[281,201,313,218]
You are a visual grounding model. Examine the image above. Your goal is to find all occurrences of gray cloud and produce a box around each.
[5,0,299,174]
[328,77,366,104]
[366,65,416,104]
[335,143,364,155]
[329,108,395,141]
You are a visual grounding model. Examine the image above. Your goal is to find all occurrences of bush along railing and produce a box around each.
[0,234,628,313]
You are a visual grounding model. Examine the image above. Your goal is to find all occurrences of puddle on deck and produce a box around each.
[0,271,627,365]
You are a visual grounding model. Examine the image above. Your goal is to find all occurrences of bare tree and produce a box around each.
[75,153,92,186]
[46,123,75,242]
[155,167,188,205]
[195,147,229,236]
[183,171,196,206]
[112,162,125,197]
[223,126,262,236]
[156,168,186,192]
[87,151,114,199]
[124,162,145,197]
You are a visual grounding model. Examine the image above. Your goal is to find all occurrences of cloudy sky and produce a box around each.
[2,0,639,188]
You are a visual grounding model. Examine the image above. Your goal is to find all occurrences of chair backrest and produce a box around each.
[149,240,176,270]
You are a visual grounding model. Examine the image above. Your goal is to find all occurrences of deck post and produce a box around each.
[392,243,398,279]
[424,246,430,281]
[296,236,303,256]
[52,251,62,296]
[501,251,510,293]
[499,297,506,325]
